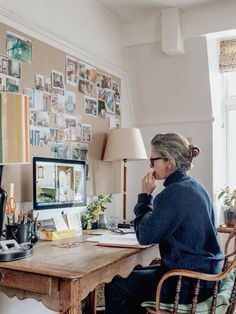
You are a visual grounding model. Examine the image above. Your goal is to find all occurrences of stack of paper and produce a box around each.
[86,232,152,249]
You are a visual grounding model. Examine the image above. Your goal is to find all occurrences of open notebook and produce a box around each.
[86,232,153,249]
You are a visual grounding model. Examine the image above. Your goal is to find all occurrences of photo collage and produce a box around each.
[0,30,122,166]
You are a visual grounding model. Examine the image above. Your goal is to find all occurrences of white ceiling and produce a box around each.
[95,0,225,22]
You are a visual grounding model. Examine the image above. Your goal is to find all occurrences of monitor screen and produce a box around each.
[33,157,87,211]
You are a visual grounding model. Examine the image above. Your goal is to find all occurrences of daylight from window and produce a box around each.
[223,72,236,188]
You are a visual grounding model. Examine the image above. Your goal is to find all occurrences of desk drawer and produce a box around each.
[0,269,53,294]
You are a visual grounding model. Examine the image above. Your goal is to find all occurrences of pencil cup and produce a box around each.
[1,224,17,240]
[14,223,33,244]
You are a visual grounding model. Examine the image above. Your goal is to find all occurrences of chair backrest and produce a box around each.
[150,225,236,314]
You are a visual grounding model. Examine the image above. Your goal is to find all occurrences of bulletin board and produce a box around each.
[0,21,121,202]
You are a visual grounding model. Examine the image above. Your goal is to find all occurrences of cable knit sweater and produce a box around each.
[134,170,223,274]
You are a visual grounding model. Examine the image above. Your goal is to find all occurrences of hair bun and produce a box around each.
[189,144,200,161]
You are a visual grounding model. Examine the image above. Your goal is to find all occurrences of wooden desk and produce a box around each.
[0,232,159,314]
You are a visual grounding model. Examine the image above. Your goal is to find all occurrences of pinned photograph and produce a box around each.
[102,75,112,89]
[0,55,8,74]
[112,80,121,103]
[107,114,116,129]
[65,90,76,115]
[35,74,44,91]
[98,100,106,119]
[38,128,50,146]
[0,76,6,92]
[78,62,96,83]
[36,111,49,127]
[49,128,58,144]
[81,123,92,143]
[96,72,103,87]
[44,76,52,94]
[115,103,121,115]
[84,96,98,117]
[50,143,69,159]
[55,114,66,130]
[51,91,65,114]
[98,87,108,101]
[52,88,64,97]
[56,129,65,142]
[116,118,120,129]
[52,69,65,90]
[65,128,72,140]
[6,76,19,92]
[23,88,35,108]
[71,125,82,141]
[79,79,97,98]
[30,127,50,146]
[66,118,76,128]
[71,143,89,162]
[34,89,44,111]
[105,90,115,113]
[30,110,36,126]
[66,56,78,86]
[30,128,40,146]
[6,31,33,63]
[8,59,21,79]
[43,93,52,111]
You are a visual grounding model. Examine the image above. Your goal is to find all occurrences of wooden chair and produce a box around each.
[142,225,236,314]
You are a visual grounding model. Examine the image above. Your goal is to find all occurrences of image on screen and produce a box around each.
[33,157,86,210]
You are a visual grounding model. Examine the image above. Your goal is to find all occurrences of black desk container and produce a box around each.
[0,187,7,237]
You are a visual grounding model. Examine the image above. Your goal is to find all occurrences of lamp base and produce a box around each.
[118,223,131,229]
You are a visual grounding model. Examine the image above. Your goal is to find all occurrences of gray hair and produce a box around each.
[151,133,200,172]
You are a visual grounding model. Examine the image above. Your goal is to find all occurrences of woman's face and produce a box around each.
[150,146,174,180]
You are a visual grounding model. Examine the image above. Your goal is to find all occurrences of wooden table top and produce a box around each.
[0,230,159,280]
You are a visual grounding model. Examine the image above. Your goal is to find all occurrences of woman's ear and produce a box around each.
[167,160,175,171]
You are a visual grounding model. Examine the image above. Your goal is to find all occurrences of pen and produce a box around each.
[34,213,39,233]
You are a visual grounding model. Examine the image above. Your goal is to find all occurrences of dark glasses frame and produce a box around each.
[149,157,167,167]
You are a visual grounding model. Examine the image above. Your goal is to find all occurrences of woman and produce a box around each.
[105,133,223,314]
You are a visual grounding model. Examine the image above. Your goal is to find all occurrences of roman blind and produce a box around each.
[219,39,236,72]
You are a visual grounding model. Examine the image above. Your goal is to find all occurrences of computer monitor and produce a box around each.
[33,157,87,217]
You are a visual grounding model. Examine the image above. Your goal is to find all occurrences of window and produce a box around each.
[223,72,236,188]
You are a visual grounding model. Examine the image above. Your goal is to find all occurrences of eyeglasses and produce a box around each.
[149,157,167,167]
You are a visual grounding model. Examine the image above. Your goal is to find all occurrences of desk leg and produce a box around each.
[59,279,82,314]
[88,287,98,314]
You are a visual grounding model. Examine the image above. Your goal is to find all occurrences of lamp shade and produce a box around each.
[0,93,30,164]
[103,128,147,161]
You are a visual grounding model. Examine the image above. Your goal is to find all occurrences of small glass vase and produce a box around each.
[99,212,108,229]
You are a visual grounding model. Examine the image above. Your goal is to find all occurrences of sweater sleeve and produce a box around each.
[134,187,182,245]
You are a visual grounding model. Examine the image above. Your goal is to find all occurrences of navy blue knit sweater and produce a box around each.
[134,170,223,274]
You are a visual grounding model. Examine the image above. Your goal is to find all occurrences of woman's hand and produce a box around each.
[141,171,156,195]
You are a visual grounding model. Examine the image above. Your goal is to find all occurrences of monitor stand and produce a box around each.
[118,223,131,229]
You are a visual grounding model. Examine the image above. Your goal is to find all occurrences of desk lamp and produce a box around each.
[103,128,147,228]
[0,92,30,236]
